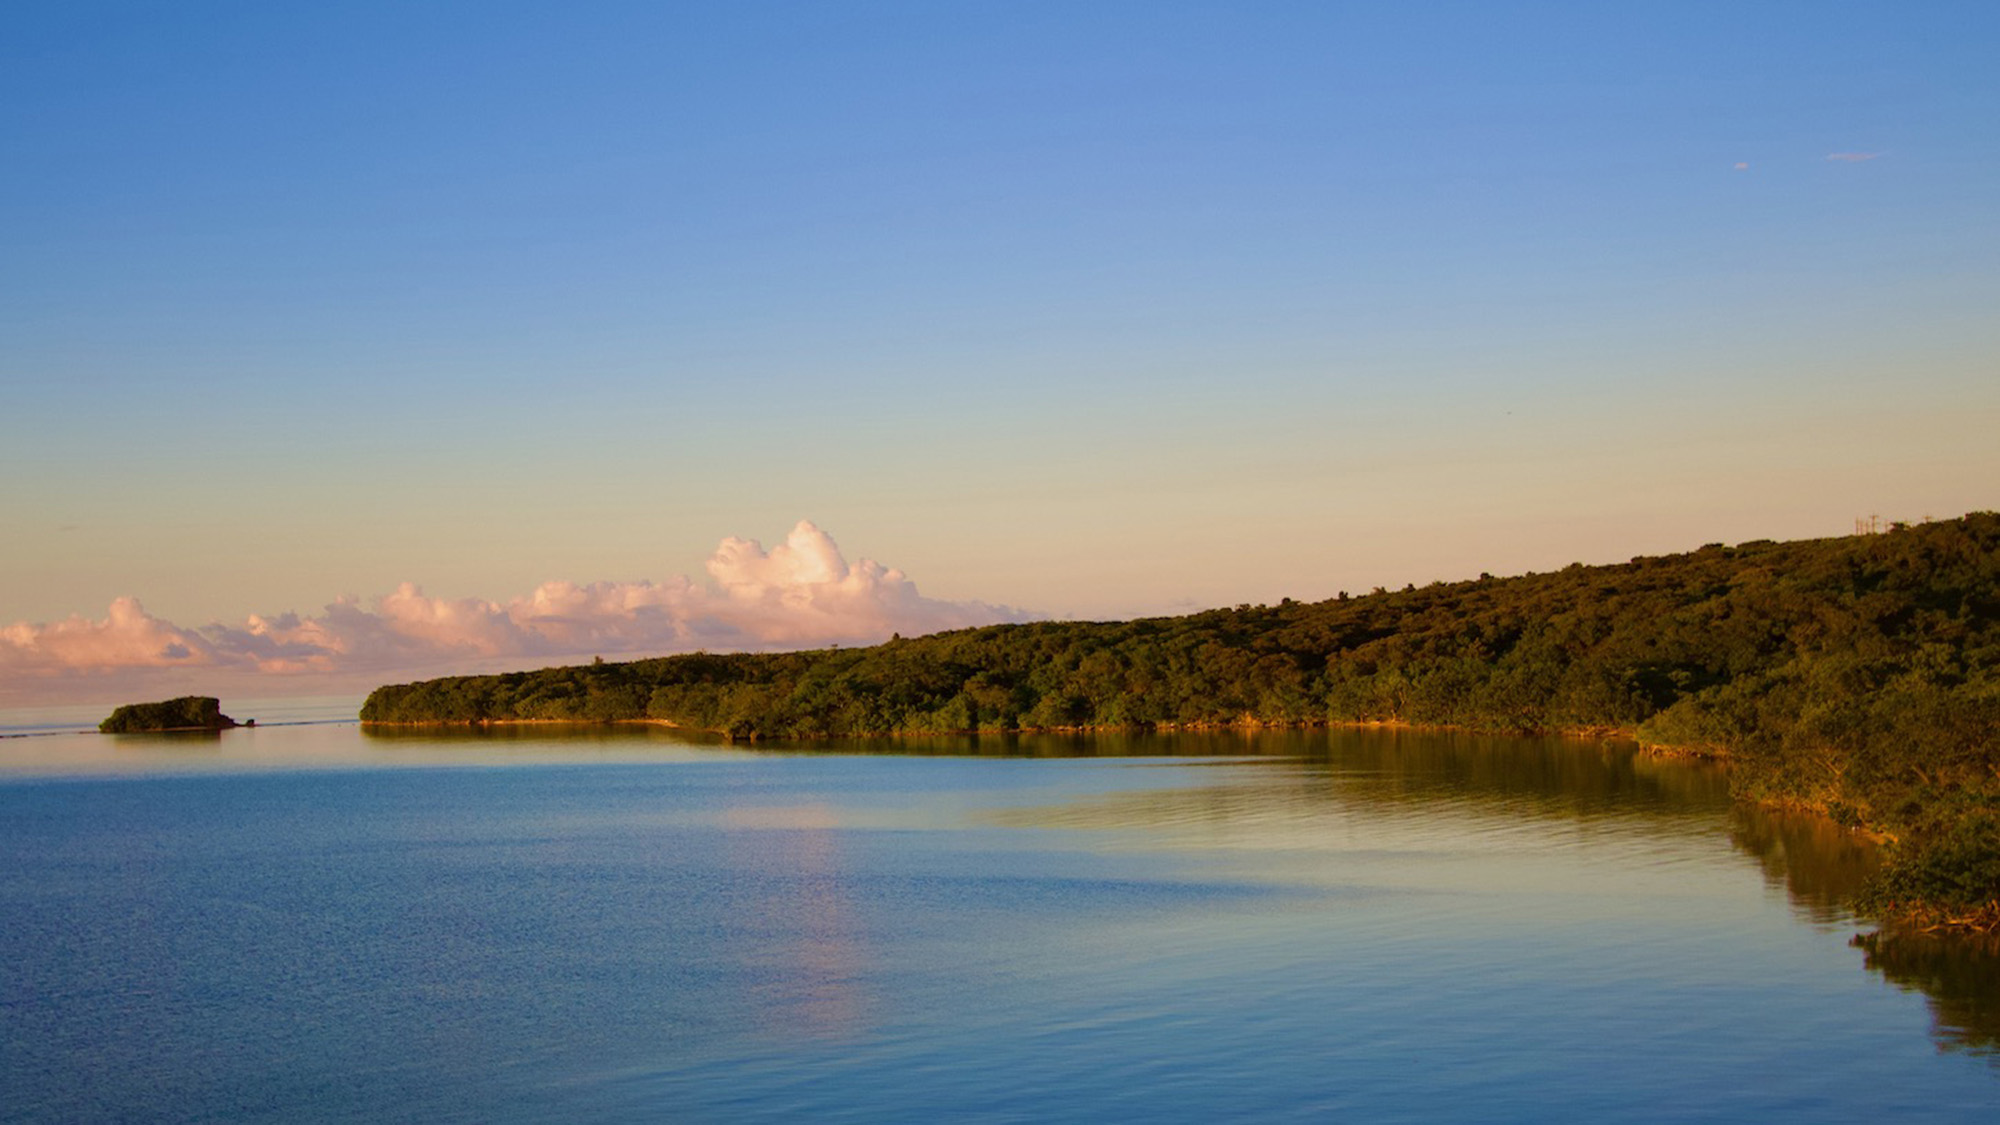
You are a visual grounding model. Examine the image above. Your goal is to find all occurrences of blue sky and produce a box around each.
[4,2,1997,702]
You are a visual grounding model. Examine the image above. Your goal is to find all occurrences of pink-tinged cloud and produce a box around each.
[1,522,1030,704]
[0,597,213,673]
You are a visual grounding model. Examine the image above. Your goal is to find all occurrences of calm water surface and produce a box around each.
[2,717,1996,1122]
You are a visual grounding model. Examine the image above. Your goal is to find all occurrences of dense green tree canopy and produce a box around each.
[100,696,237,733]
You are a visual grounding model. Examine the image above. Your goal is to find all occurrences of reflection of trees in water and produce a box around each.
[984,728,1736,845]
[928,726,1736,824]
[1726,805,1880,926]
[1293,727,1733,817]
[1852,930,2000,1058]
[1729,806,2000,1063]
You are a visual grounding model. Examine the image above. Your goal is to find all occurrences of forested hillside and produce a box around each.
[364,513,2000,926]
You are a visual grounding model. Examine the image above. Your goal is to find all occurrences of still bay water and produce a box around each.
[2,711,1996,1122]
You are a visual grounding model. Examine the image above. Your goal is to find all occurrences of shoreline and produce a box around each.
[358,713,1652,743]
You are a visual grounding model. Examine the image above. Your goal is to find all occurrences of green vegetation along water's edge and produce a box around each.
[99,696,239,733]
[364,513,2000,931]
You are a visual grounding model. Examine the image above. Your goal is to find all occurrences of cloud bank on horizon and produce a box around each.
[1,522,1029,705]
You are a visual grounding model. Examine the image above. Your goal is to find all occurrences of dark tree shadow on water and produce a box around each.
[1728,804,1880,926]
[1731,804,2000,1061]
[1852,930,2000,1058]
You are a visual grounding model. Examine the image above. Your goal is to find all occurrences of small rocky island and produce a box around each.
[99,696,242,733]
